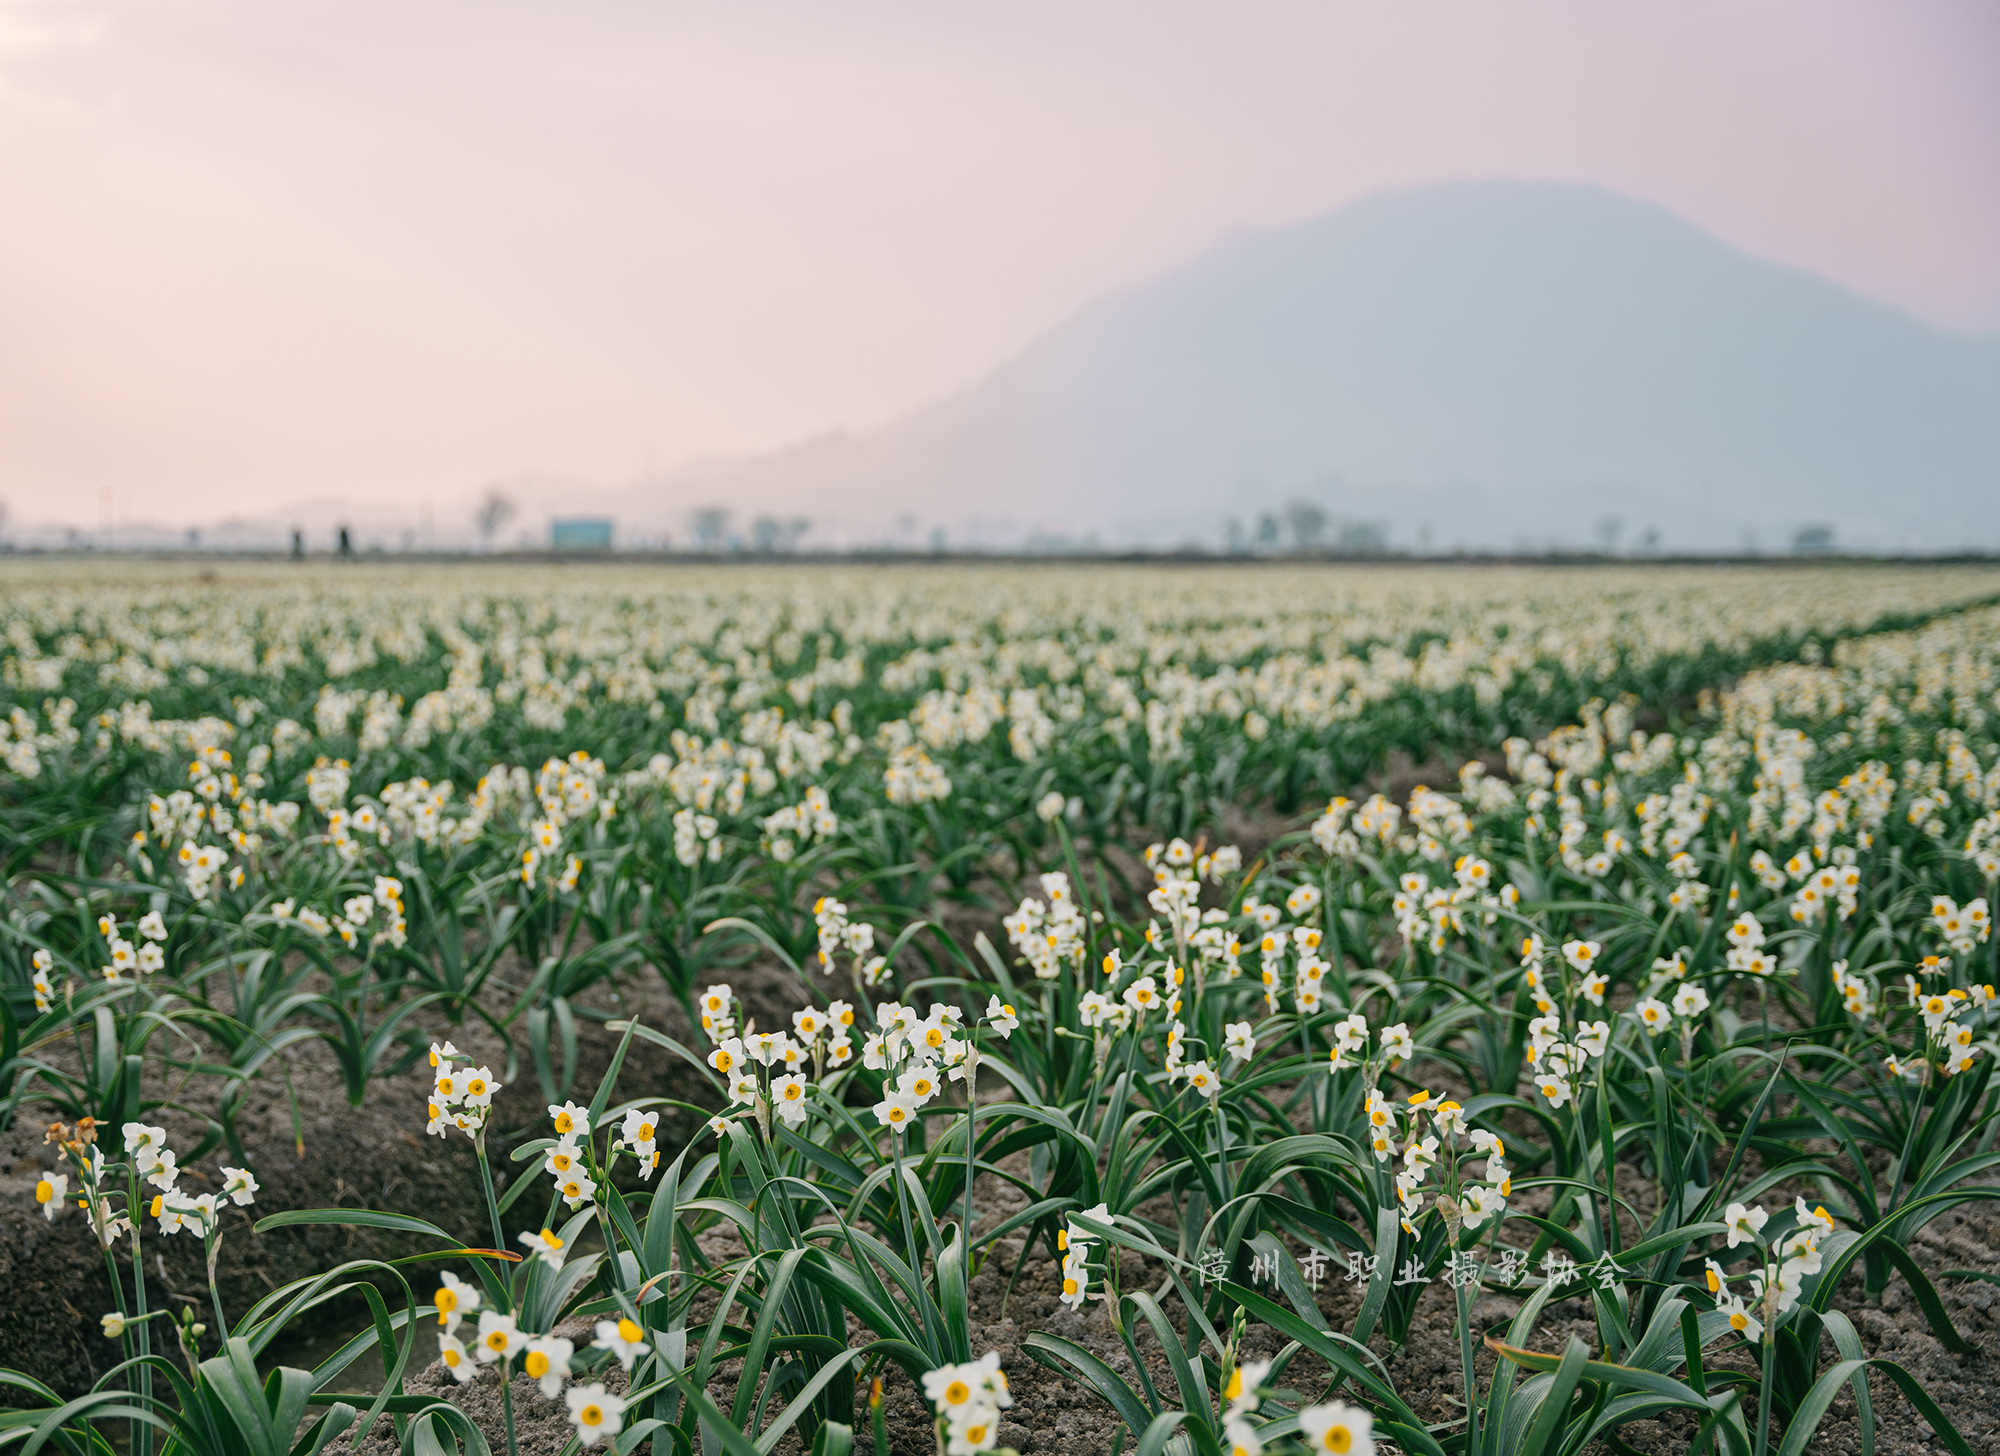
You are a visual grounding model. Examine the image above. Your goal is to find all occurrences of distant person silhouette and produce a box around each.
[291,530,304,560]
[338,526,353,559]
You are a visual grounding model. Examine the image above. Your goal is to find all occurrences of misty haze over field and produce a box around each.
[61,183,1998,558]
[623,184,2000,556]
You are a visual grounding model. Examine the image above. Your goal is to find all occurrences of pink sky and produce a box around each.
[4,0,1998,527]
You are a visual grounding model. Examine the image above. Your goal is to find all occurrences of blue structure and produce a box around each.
[551,517,614,552]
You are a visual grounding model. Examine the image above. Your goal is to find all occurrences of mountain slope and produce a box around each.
[640,183,2000,551]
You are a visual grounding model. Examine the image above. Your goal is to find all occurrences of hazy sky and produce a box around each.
[5,0,1999,526]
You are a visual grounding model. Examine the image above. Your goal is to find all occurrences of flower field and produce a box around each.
[5,558,2000,1456]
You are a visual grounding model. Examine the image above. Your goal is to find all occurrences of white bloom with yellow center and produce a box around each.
[566,1385,627,1446]
[438,1332,475,1383]
[771,1073,810,1126]
[474,1309,524,1365]
[591,1316,650,1371]
[34,1171,68,1220]
[1298,1399,1374,1455]
[518,1226,567,1270]
[522,1335,574,1398]
[433,1271,481,1330]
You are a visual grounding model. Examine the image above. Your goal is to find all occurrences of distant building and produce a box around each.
[551,517,614,552]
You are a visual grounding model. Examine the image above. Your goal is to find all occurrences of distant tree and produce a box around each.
[751,515,815,553]
[1335,520,1389,555]
[690,506,732,551]
[1254,513,1281,550]
[475,491,517,551]
[1792,523,1836,555]
[1285,500,1329,550]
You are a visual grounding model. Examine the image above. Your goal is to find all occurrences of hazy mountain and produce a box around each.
[628,183,2000,553]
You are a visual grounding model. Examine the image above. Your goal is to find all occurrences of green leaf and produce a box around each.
[255,1208,459,1243]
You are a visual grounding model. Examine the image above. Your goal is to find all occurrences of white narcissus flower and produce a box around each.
[1763,1258,1808,1313]
[770,1073,810,1126]
[873,1091,918,1133]
[1717,1294,1762,1343]
[619,1107,659,1150]
[945,1406,1001,1456]
[137,912,168,941]
[431,1067,466,1107]
[219,1166,259,1206]
[101,1312,127,1339]
[438,1332,476,1383]
[460,1067,500,1108]
[1562,940,1601,973]
[140,1148,179,1191]
[984,996,1018,1037]
[1223,1356,1271,1418]
[1536,1075,1572,1110]
[1460,1183,1508,1230]
[474,1309,524,1365]
[1183,1061,1219,1099]
[592,1316,650,1371]
[1633,998,1670,1034]
[547,1101,590,1139]
[707,1037,744,1078]
[433,1271,481,1330]
[34,1171,68,1220]
[1225,1419,1263,1456]
[545,1141,586,1180]
[1058,1250,1090,1309]
[1724,1201,1769,1248]
[1224,1021,1256,1063]
[1298,1399,1375,1456]
[518,1226,567,1270]
[554,1170,599,1209]
[567,1385,628,1446]
[522,1335,574,1398]
[1672,984,1711,1019]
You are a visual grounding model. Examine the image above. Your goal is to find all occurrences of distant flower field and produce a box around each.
[4,558,2000,1456]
